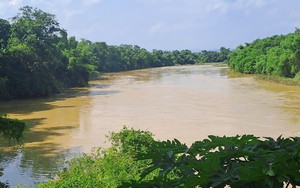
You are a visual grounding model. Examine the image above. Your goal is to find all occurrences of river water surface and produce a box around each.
[0,65,300,186]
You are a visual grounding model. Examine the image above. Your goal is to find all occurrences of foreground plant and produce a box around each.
[39,127,300,188]
[128,135,300,188]
[38,127,158,188]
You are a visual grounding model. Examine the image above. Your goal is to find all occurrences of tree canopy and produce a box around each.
[229,30,300,79]
[0,6,230,100]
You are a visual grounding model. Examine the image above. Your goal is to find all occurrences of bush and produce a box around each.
[294,71,300,83]
[0,114,26,188]
[131,135,300,188]
[39,127,158,188]
[39,128,300,188]
[0,114,26,143]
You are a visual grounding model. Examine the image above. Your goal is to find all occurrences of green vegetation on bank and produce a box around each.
[0,6,230,100]
[39,127,159,188]
[0,114,26,188]
[229,29,300,84]
[0,114,26,144]
[39,127,300,188]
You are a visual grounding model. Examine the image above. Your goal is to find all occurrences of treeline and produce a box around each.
[229,29,300,78]
[0,6,230,100]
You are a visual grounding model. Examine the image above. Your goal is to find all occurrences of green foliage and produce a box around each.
[0,19,11,49]
[0,6,230,100]
[131,135,300,188]
[229,30,300,79]
[39,127,158,188]
[0,114,26,143]
[197,47,230,64]
[0,6,66,98]
[294,71,300,83]
[0,114,26,187]
[107,126,155,154]
[39,127,300,188]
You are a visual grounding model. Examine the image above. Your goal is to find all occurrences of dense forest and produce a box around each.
[229,29,300,80]
[0,6,230,100]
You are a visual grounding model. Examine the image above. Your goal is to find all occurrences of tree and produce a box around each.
[4,6,65,98]
[0,6,232,100]
[91,42,108,72]
[229,30,300,78]
[39,127,157,188]
[0,19,11,50]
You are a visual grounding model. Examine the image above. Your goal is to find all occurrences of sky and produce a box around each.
[0,0,300,51]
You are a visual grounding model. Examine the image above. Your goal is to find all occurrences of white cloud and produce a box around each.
[9,0,21,6]
[149,21,196,34]
[29,0,72,7]
[65,9,84,19]
[0,0,21,18]
[233,0,269,11]
[136,0,177,4]
[82,0,103,6]
[0,0,299,50]
[205,0,228,14]
[150,22,167,33]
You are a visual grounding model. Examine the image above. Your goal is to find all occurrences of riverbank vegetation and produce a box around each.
[39,127,158,187]
[2,5,300,188]
[229,29,300,85]
[0,114,26,188]
[0,6,230,100]
[0,114,26,143]
[39,127,300,188]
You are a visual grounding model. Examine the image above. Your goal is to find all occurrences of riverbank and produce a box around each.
[1,65,300,186]
[227,69,300,87]
[254,74,300,86]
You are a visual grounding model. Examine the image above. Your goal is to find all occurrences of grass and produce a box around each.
[227,69,300,87]
[254,74,300,86]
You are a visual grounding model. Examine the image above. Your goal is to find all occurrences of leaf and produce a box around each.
[266,168,275,177]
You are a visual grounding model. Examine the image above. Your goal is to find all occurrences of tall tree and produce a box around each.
[6,6,65,97]
[0,19,11,50]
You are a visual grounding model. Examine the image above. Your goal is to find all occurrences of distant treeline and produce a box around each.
[229,29,300,79]
[0,6,230,100]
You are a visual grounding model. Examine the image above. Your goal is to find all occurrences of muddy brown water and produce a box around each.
[0,65,300,186]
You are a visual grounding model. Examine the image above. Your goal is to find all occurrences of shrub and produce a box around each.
[130,135,300,188]
[0,114,26,143]
[38,127,158,188]
[39,128,300,188]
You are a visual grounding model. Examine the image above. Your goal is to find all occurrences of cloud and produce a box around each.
[65,9,85,20]
[82,0,103,6]
[150,22,167,33]
[232,0,270,11]
[0,0,21,18]
[9,0,21,6]
[0,0,299,51]
[197,0,274,15]
[205,0,228,13]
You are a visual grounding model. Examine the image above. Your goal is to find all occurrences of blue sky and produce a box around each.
[0,0,300,51]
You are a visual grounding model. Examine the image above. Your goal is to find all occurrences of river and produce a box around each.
[0,64,300,186]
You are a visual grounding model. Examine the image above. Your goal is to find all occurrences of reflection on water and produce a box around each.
[0,64,300,186]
